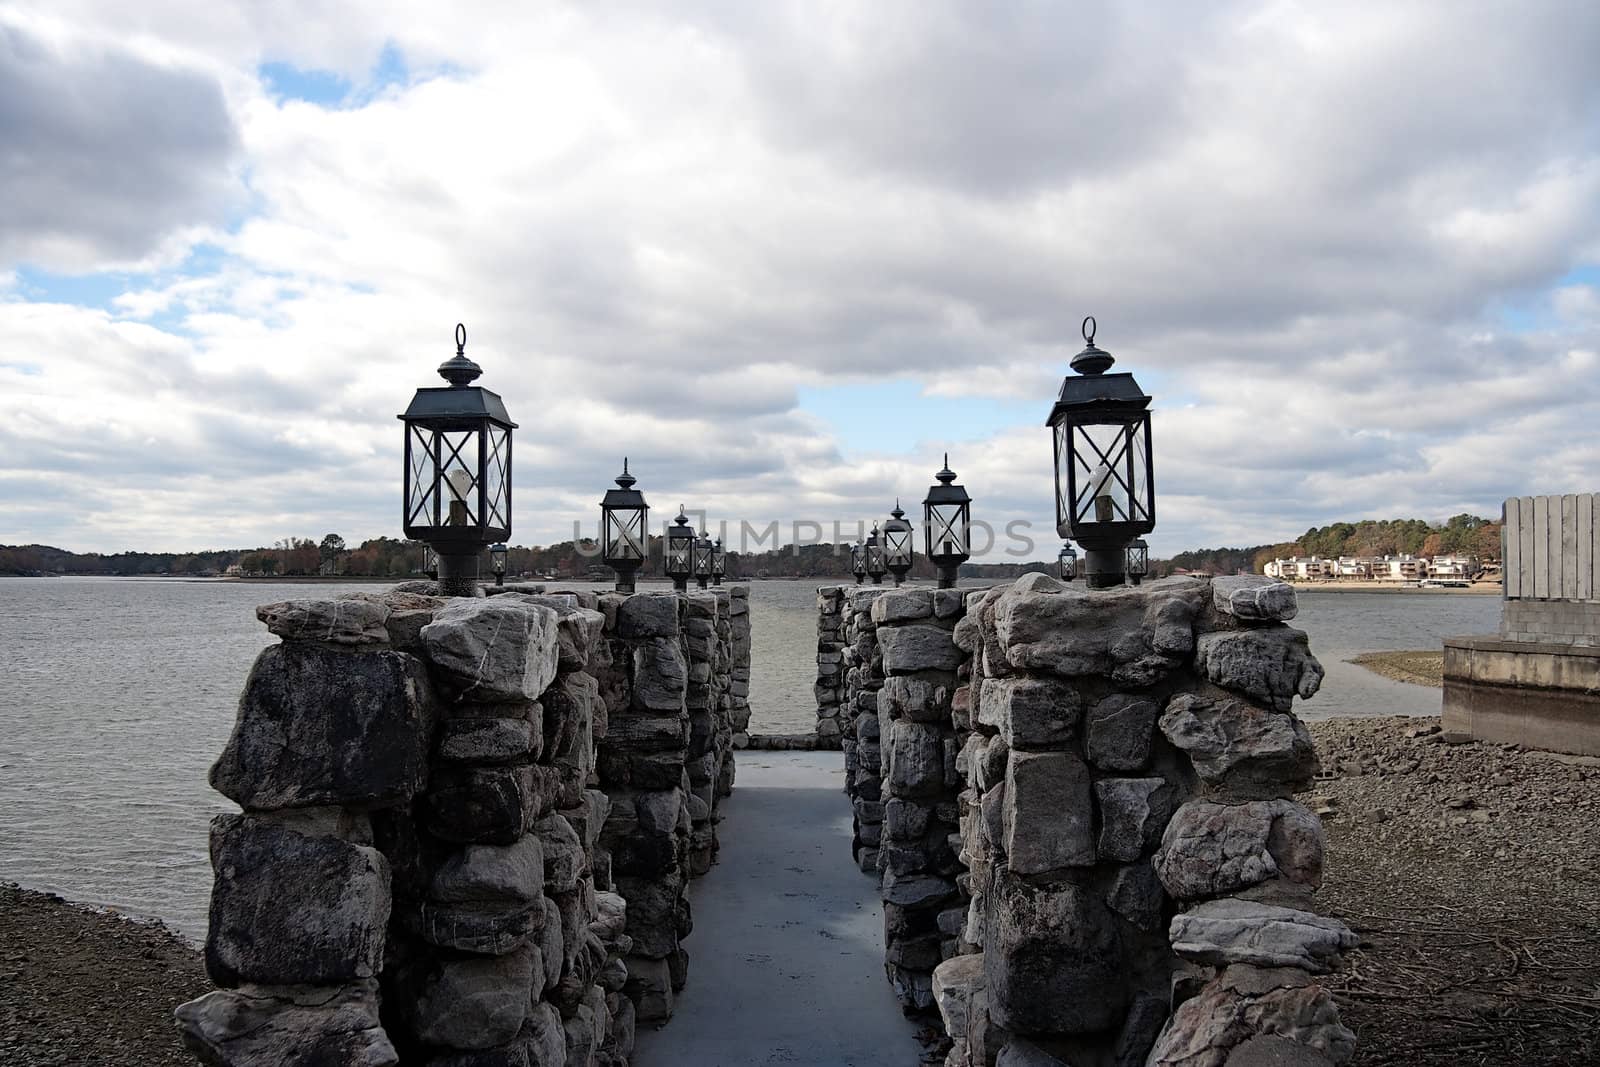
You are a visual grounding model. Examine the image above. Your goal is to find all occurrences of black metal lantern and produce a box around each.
[399,323,516,597]
[1058,542,1078,582]
[666,507,695,592]
[1126,537,1149,586]
[711,538,726,585]
[883,501,914,586]
[1046,317,1154,589]
[423,545,438,579]
[490,542,508,586]
[850,540,867,585]
[865,523,886,585]
[693,528,715,589]
[923,454,971,589]
[600,458,649,593]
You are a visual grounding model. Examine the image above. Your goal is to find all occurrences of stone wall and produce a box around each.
[815,587,848,749]
[835,587,886,873]
[178,584,744,1066]
[871,588,970,1014]
[927,573,1357,1067]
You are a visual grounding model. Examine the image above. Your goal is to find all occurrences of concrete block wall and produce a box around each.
[925,574,1357,1067]
[1501,598,1600,646]
[178,584,744,1066]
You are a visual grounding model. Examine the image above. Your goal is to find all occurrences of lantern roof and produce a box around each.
[1045,317,1150,426]
[601,457,647,508]
[924,453,971,506]
[670,507,694,535]
[886,500,910,527]
[400,324,518,428]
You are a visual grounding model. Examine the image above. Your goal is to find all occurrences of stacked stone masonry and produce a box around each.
[815,587,848,748]
[826,574,1362,1067]
[178,583,748,1067]
[833,587,887,873]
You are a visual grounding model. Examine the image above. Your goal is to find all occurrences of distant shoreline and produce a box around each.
[1290,581,1500,596]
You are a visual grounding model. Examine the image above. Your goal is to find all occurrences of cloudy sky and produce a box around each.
[3,1,1598,559]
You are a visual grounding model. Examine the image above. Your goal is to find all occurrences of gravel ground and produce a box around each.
[1306,716,1600,1066]
[4,716,1597,1067]
[0,883,208,1066]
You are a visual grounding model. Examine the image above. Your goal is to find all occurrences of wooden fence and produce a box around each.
[1503,494,1599,601]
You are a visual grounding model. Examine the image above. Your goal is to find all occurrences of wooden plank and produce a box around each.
[1519,496,1537,599]
[1564,494,1581,599]
[1579,493,1594,602]
[1550,495,1565,599]
[1532,495,1549,598]
[1503,497,1521,598]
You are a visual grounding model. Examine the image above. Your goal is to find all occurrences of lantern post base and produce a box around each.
[696,577,709,590]
[1082,546,1129,589]
[854,574,865,585]
[611,565,639,594]
[936,565,960,589]
[671,577,689,593]
[436,550,482,597]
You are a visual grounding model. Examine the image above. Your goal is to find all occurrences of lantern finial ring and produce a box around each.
[455,323,467,355]
[1082,316,1096,344]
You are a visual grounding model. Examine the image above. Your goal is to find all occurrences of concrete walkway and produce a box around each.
[632,750,927,1066]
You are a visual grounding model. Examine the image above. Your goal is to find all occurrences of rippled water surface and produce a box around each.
[0,577,1499,938]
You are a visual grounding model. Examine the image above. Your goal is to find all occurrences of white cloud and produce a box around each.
[0,0,1598,556]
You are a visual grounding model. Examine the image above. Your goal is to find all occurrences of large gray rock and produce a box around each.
[872,589,935,625]
[1105,861,1167,932]
[992,578,1206,684]
[205,816,390,986]
[630,637,688,712]
[500,594,605,670]
[1004,750,1095,873]
[436,716,537,765]
[1155,800,1324,901]
[525,1001,567,1065]
[1211,576,1298,623]
[425,765,540,845]
[1095,777,1173,862]
[422,599,560,702]
[257,597,391,645]
[1086,693,1161,771]
[985,869,1126,1034]
[211,644,434,811]
[1161,693,1318,797]
[175,980,397,1067]
[429,837,545,905]
[535,813,585,894]
[879,624,964,674]
[412,944,536,1049]
[407,900,541,956]
[879,673,955,724]
[1146,965,1355,1066]
[932,953,985,1041]
[1194,629,1324,712]
[978,676,1081,749]
[617,593,679,639]
[886,719,946,798]
[1170,899,1357,973]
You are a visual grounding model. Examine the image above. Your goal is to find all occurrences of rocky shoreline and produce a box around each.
[1348,650,1444,688]
[5,715,1598,1066]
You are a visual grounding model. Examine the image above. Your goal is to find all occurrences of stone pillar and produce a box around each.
[177,587,639,1067]
[841,587,886,873]
[932,573,1357,1067]
[815,587,848,748]
[872,588,968,1014]
[726,586,753,758]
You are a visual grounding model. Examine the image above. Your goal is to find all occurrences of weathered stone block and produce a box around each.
[1145,965,1354,1065]
[886,719,946,798]
[880,624,964,674]
[1105,860,1167,932]
[873,589,936,625]
[429,836,544,905]
[880,673,956,724]
[1155,799,1324,901]
[1195,628,1324,712]
[425,766,537,845]
[978,676,1081,749]
[412,944,536,1049]
[1211,575,1298,623]
[422,599,560,703]
[1003,750,1094,873]
[1170,899,1357,973]
[175,980,397,1067]
[1095,776,1173,862]
[211,643,434,811]
[257,597,390,645]
[1161,693,1318,797]
[617,594,679,639]
[985,869,1126,1034]
[1086,693,1160,771]
[205,816,390,986]
[535,813,585,894]
[436,717,536,765]
[631,638,688,712]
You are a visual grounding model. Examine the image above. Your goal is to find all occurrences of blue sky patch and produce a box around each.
[798,379,1040,454]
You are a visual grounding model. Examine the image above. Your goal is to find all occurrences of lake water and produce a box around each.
[0,576,1499,939]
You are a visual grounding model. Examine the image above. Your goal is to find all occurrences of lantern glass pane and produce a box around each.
[694,542,713,575]
[484,426,510,530]
[667,540,691,574]
[1068,420,1151,527]
[927,503,968,558]
[437,428,482,528]
[604,507,647,561]
[867,543,885,571]
[407,424,437,530]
